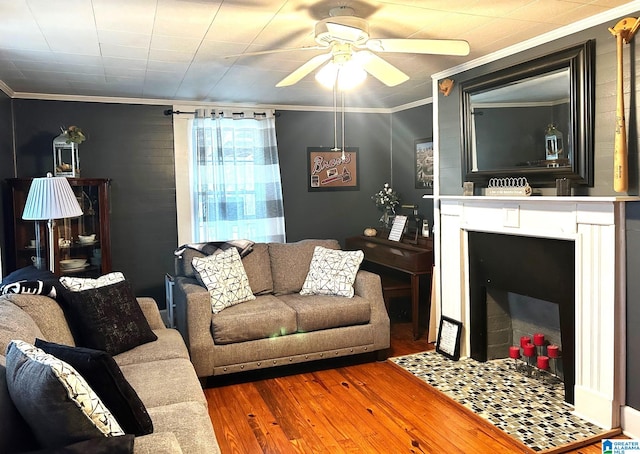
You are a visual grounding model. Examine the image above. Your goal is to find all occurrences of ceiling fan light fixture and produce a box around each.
[315,60,367,91]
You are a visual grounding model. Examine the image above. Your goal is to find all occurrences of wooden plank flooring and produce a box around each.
[204,321,626,453]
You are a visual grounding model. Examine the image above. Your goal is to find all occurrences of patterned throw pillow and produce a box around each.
[57,280,158,356]
[300,246,364,298]
[192,248,256,314]
[5,340,124,448]
[60,272,125,292]
[0,280,57,298]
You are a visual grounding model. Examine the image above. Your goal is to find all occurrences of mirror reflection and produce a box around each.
[460,40,594,187]
[470,68,570,171]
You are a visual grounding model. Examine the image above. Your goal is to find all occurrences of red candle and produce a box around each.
[547,345,559,358]
[520,336,531,348]
[509,346,521,359]
[537,355,549,370]
[533,333,545,346]
[523,343,535,357]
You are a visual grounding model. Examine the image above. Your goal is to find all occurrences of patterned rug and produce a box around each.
[390,351,612,452]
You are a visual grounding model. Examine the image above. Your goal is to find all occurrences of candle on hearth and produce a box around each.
[523,343,535,357]
[537,355,549,370]
[547,345,559,358]
[509,346,521,359]
[520,336,531,348]
[533,333,545,346]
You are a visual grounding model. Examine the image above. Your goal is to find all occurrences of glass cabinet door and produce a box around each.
[8,178,111,277]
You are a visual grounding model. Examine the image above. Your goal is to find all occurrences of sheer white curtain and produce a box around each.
[189,109,285,243]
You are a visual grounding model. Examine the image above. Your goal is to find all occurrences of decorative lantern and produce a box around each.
[53,133,80,177]
[545,124,564,161]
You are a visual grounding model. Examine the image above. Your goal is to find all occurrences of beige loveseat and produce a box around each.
[173,239,390,379]
[0,292,219,453]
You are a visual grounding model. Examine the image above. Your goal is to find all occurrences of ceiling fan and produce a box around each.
[232,6,470,88]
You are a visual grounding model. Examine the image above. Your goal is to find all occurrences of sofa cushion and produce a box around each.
[35,339,153,436]
[268,239,341,296]
[3,293,76,346]
[241,243,273,295]
[0,296,45,356]
[280,293,371,333]
[300,246,364,298]
[5,340,124,448]
[58,280,158,356]
[211,295,297,344]
[114,329,190,367]
[192,248,256,314]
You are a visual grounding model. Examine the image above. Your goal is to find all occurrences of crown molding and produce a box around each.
[433,1,640,80]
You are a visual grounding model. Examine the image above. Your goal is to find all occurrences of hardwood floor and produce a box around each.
[204,321,624,453]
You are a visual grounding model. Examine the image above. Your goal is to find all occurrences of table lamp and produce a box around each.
[22,173,83,272]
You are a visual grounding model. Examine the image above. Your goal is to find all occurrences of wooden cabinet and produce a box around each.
[7,178,112,277]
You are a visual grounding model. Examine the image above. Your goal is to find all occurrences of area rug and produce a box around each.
[390,351,616,452]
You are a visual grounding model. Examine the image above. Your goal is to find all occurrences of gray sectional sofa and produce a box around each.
[0,292,219,453]
[173,239,391,378]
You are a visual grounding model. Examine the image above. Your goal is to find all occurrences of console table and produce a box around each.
[345,235,433,340]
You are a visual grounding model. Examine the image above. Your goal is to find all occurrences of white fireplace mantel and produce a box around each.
[437,196,638,429]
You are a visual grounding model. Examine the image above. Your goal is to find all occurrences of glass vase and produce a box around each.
[380,207,395,230]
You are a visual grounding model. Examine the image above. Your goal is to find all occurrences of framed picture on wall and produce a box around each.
[307,147,359,191]
[415,138,434,192]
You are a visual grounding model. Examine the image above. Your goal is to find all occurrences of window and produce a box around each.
[189,111,285,243]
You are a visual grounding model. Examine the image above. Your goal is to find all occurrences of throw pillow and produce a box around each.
[35,339,153,436]
[0,280,57,298]
[192,247,256,314]
[60,272,125,292]
[5,340,124,449]
[57,280,157,356]
[300,246,364,298]
[26,434,134,454]
[0,265,56,286]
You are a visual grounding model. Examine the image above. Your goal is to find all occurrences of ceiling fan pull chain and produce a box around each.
[332,82,339,151]
[341,90,346,161]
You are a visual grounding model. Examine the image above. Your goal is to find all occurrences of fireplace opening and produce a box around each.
[468,231,575,403]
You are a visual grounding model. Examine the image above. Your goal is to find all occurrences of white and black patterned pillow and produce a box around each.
[0,280,57,298]
[5,340,124,448]
[192,248,255,314]
[300,246,364,298]
[60,272,125,292]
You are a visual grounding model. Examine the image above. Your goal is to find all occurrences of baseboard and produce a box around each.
[622,405,640,438]
[574,385,619,429]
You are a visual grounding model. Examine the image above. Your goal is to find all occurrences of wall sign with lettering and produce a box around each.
[307,147,359,191]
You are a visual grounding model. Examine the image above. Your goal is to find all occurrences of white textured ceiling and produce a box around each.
[0,0,636,109]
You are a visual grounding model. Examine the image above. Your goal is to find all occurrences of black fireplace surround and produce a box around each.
[468,232,575,403]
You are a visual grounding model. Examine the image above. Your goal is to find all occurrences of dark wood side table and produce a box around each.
[345,235,433,340]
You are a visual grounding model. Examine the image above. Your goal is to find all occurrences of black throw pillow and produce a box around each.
[24,434,134,454]
[35,339,153,436]
[1,265,56,285]
[57,280,157,356]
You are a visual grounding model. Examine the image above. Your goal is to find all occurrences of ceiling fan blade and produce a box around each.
[354,51,409,87]
[225,45,327,59]
[276,53,332,87]
[366,38,470,56]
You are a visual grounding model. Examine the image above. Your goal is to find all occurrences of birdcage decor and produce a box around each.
[53,133,80,177]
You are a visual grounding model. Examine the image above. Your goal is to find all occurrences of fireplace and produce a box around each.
[438,196,629,429]
[467,231,575,402]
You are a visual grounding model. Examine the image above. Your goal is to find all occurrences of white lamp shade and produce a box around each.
[22,174,83,220]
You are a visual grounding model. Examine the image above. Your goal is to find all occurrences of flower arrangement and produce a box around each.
[371,183,400,211]
[61,125,86,144]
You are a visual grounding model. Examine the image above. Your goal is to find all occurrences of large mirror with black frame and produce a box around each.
[460,40,595,187]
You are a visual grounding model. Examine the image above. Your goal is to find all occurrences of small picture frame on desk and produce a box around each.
[436,316,462,360]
